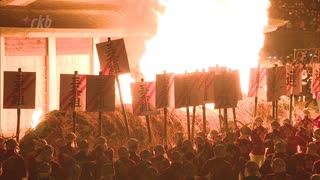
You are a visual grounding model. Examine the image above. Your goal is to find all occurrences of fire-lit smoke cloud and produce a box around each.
[139,0,270,92]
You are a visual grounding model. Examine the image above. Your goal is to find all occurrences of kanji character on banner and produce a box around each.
[156,73,174,109]
[86,75,115,112]
[286,64,302,95]
[131,81,156,116]
[96,38,130,75]
[3,71,36,109]
[248,67,266,97]
[59,74,86,111]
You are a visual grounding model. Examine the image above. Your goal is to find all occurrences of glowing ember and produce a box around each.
[139,0,270,92]
[31,108,43,128]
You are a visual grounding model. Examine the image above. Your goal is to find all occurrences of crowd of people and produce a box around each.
[2,110,320,179]
[269,0,320,31]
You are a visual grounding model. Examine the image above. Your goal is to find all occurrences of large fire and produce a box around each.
[139,0,270,93]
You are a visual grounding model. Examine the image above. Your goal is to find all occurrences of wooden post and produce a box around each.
[185,71,191,140]
[186,106,191,140]
[72,71,79,134]
[288,66,295,121]
[16,68,22,142]
[232,107,236,129]
[191,106,196,143]
[202,68,207,134]
[0,36,4,132]
[224,108,228,133]
[107,38,130,138]
[141,78,152,144]
[163,70,168,147]
[98,71,103,136]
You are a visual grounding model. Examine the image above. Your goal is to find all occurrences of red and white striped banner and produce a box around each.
[155,73,174,109]
[59,74,86,111]
[3,71,36,109]
[96,38,130,75]
[86,75,115,112]
[248,67,266,97]
[286,64,302,95]
[312,63,320,93]
[213,72,238,109]
[131,81,156,116]
[266,66,287,102]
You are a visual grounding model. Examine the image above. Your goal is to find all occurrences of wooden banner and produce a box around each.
[155,73,174,109]
[3,71,36,109]
[213,72,238,109]
[189,72,205,106]
[96,38,130,75]
[312,63,320,93]
[174,74,189,108]
[248,67,266,97]
[131,81,156,116]
[86,75,116,112]
[286,64,302,95]
[202,71,215,103]
[59,74,86,111]
[266,66,287,102]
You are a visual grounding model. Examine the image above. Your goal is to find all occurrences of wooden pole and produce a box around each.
[288,66,295,121]
[72,71,78,134]
[254,64,261,117]
[141,78,152,144]
[163,70,168,147]
[108,38,130,138]
[224,108,228,133]
[186,106,191,140]
[191,106,196,143]
[232,107,236,129]
[16,68,22,142]
[202,68,207,134]
[98,71,103,136]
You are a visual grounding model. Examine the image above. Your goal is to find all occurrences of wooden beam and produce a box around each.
[0,27,151,38]
[0,0,36,6]
[0,36,4,131]
[47,37,57,111]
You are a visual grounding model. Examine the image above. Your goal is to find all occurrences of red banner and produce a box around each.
[131,81,156,116]
[248,67,266,97]
[155,73,174,109]
[312,63,320,93]
[59,74,86,111]
[213,72,238,109]
[96,38,130,75]
[286,64,302,95]
[203,71,215,103]
[86,75,115,112]
[174,74,189,108]
[266,66,287,102]
[3,71,36,109]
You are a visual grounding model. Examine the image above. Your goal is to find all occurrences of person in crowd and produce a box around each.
[250,116,268,167]
[127,138,140,164]
[200,144,233,180]
[260,142,289,178]
[194,136,212,168]
[74,139,95,180]
[91,136,113,164]
[167,131,184,156]
[235,126,253,161]
[0,138,27,180]
[265,120,286,157]
[264,158,291,180]
[295,121,313,153]
[114,146,136,180]
[160,151,184,180]
[280,118,298,156]
[151,144,170,174]
[100,163,115,180]
[58,133,79,180]
[241,161,261,180]
[0,138,5,162]
[134,149,153,180]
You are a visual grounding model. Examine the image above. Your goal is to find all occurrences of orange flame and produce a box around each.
[139,0,270,92]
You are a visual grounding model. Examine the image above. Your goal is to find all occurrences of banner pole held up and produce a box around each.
[107,38,130,138]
